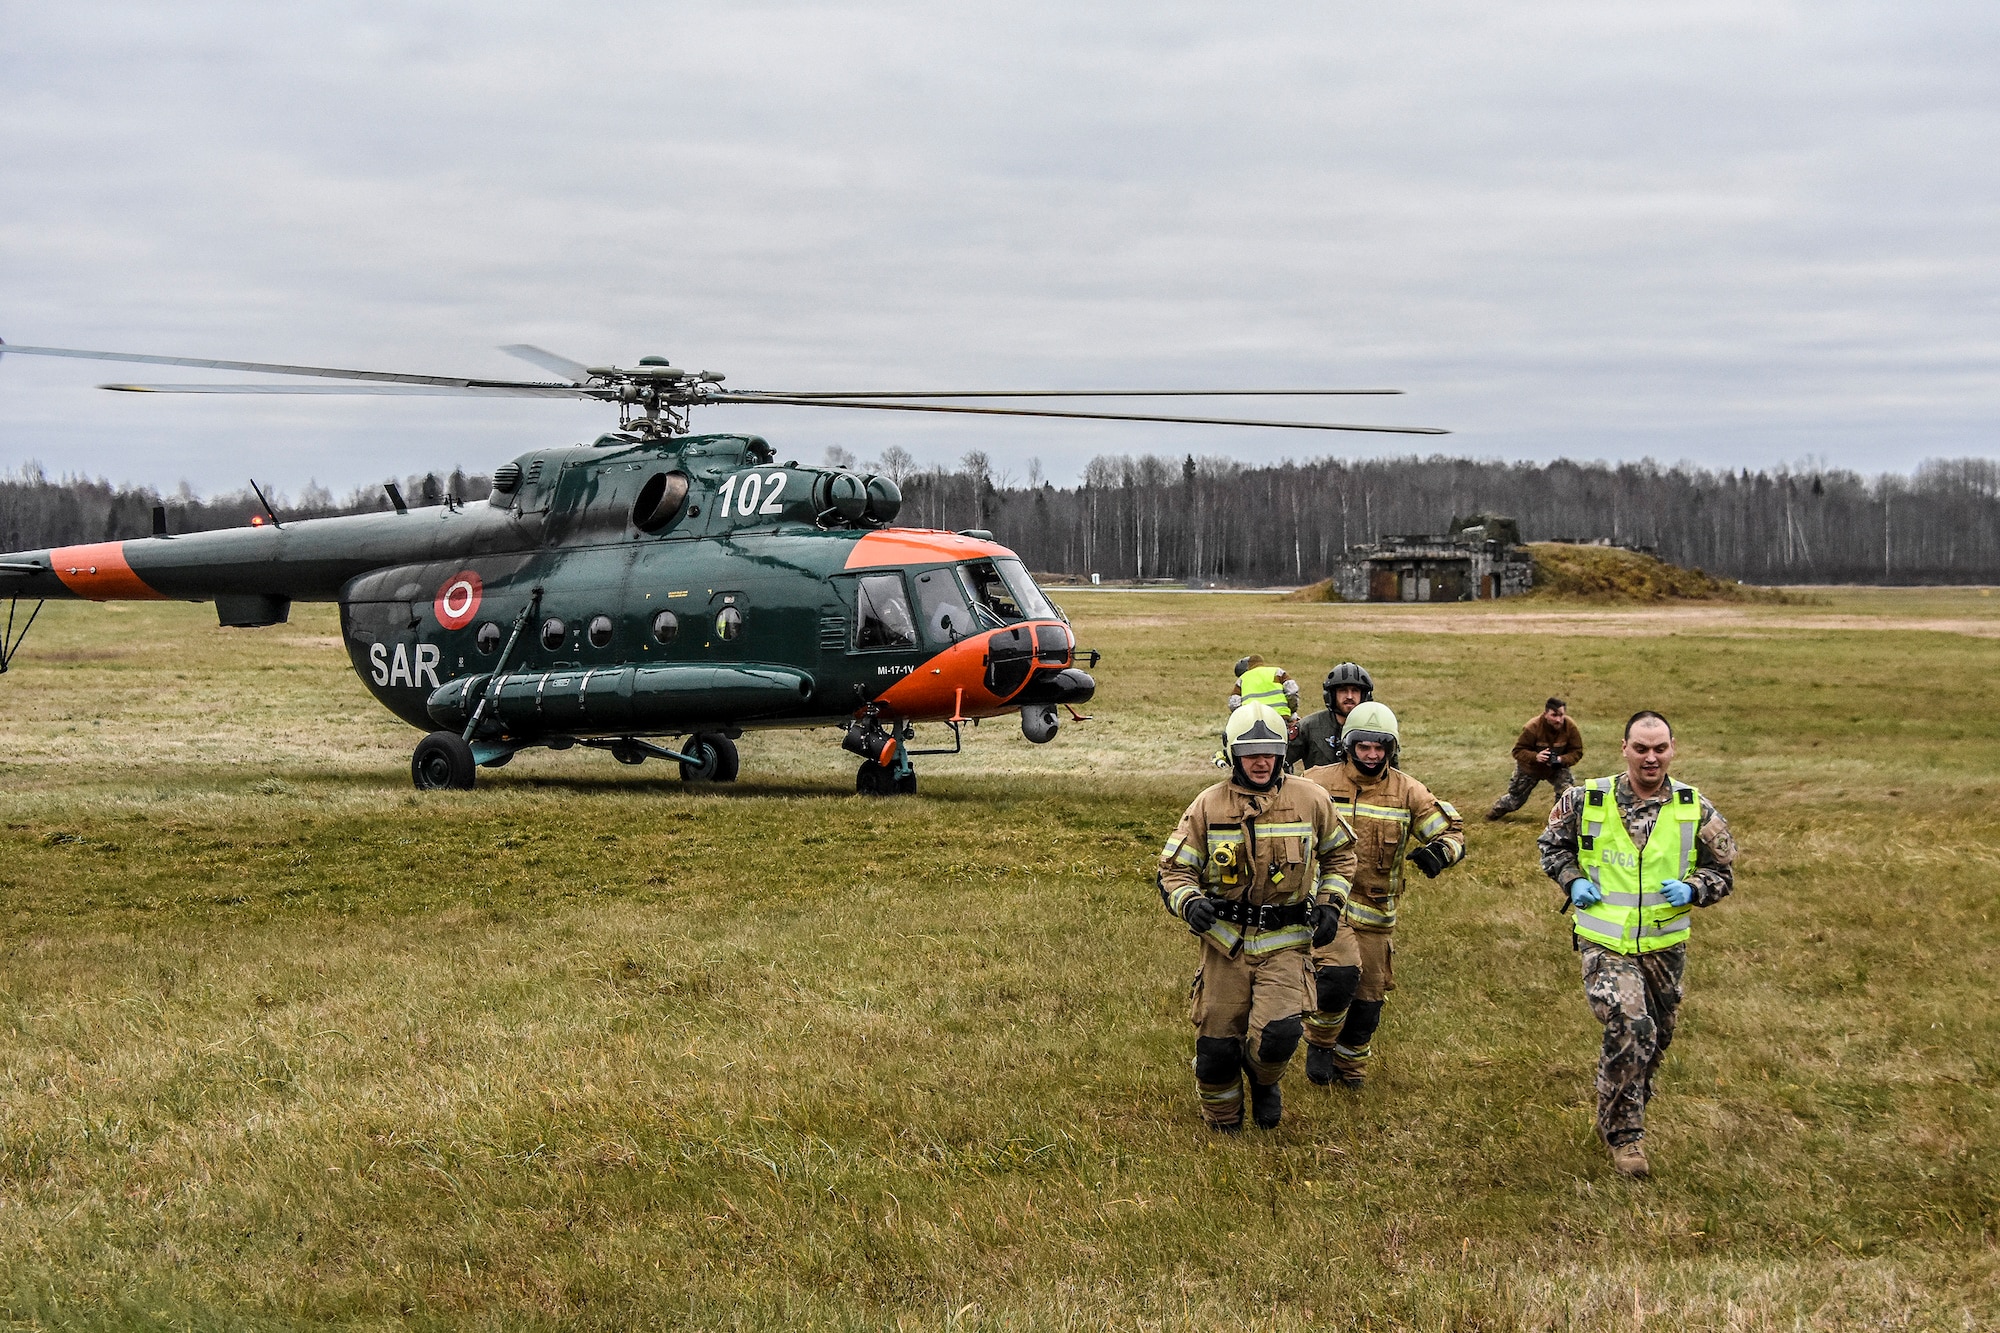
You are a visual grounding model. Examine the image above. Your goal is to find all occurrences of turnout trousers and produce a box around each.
[1306,928,1394,1083]
[1580,940,1687,1146]
[1188,938,1313,1127]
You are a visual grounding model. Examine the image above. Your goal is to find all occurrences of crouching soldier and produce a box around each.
[1158,703,1357,1130]
[1301,702,1466,1088]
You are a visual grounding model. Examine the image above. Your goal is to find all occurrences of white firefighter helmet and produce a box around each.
[1225,702,1290,758]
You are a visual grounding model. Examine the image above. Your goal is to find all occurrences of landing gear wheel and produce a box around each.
[856,761,917,796]
[678,733,740,783]
[412,731,477,790]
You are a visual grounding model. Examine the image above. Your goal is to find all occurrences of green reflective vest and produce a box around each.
[1572,776,1701,955]
[1238,665,1292,716]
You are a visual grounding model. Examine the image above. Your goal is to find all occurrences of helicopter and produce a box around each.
[0,340,1446,794]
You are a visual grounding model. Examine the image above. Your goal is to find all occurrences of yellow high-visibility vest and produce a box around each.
[1237,665,1292,716]
[1572,776,1701,955]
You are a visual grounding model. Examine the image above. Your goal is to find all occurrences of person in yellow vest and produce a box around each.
[1300,701,1465,1088]
[1229,655,1301,718]
[1538,710,1736,1179]
[1158,703,1357,1130]
[1214,655,1305,768]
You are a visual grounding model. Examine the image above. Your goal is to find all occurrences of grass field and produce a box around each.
[1,588,1996,1330]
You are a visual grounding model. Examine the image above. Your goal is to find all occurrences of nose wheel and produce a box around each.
[856,760,917,796]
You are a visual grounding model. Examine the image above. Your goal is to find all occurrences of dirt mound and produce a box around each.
[1284,577,1339,602]
[1525,543,1788,603]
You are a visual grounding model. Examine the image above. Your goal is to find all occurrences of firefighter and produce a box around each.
[1538,710,1735,1178]
[1158,703,1358,1130]
[1487,697,1584,819]
[1288,661,1373,770]
[1300,701,1465,1088]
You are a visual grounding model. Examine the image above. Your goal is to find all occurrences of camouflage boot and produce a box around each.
[1609,1138,1650,1179]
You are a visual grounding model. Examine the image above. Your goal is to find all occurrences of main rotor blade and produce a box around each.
[498,343,593,383]
[744,388,1403,399]
[0,341,575,391]
[100,382,602,399]
[713,395,1449,434]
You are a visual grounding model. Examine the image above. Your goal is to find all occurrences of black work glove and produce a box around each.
[1182,896,1219,934]
[1312,902,1342,948]
[1409,842,1452,879]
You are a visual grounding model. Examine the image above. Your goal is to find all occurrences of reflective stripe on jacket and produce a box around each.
[1157,777,1357,957]
[1573,775,1701,955]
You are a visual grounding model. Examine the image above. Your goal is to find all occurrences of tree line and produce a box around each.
[5,452,1996,585]
[0,467,491,553]
[884,452,2000,586]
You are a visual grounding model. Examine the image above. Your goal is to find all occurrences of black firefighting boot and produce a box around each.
[1306,1044,1339,1086]
[1247,1076,1283,1129]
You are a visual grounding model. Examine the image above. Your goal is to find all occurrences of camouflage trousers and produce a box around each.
[1579,941,1687,1146]
[1487,764,1574,817]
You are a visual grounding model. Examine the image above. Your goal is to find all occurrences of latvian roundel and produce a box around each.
[434,571,484,629]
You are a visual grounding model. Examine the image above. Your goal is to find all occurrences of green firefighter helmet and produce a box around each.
[1224,702,1290,758]
[1342,700,1400,762]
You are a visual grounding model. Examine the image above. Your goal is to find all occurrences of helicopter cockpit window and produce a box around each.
[632,471,691,533]
[541,617,567,650]
[852,573,917,650]
[958,558,1057,627]
[913,567,973,644]
[587,614,614,648]
[475,622,502,654]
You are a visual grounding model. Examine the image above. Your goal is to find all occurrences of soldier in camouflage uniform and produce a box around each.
[1488,697,1584,819]
[1159,703,1358,1130]
[1538,710,1736,1178]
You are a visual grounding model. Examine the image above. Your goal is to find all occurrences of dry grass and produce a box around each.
[0,590,1994,1329]
[1523,544,1796,604]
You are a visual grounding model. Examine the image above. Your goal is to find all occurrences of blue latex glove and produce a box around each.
[1660,879,1695,907]
[1568,878,1601,909]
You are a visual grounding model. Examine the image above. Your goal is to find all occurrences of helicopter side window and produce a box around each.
[716,606,744,641]
[475,622,502,654]
[852,573,917,650]
[652,610,679,643]
[587,615,614,648]
[913,567,972,644]
[540,617,566,650]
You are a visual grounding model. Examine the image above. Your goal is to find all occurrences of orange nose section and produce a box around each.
[873,620,1073,720]
[49,542,163,600]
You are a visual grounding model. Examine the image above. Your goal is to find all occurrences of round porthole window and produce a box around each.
[587,614,614,648]
[652,610,679,643]
[475,622,502,654]
[540,617,566,650]
[716,606,743,641]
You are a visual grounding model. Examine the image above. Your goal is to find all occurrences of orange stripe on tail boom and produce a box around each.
[49,542,164,600]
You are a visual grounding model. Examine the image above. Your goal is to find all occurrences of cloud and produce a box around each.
[2,0,1997,492]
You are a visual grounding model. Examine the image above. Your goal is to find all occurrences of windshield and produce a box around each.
[958,557,1058,627]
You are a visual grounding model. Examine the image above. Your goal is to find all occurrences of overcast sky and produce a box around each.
[3,1,1997,496]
